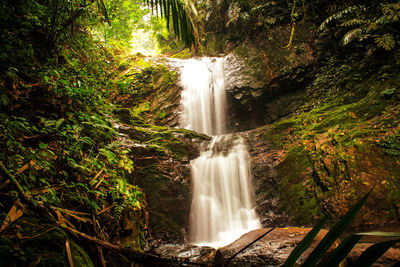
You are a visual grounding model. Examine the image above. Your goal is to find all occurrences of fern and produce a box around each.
[342,28,363,46]
[145,0,196,46]
[374,34,396,50]
[320,1,400,51]
[112,201,126,221]
[340,18,367,27]
[319,5,364,31]
[382,2,400,22]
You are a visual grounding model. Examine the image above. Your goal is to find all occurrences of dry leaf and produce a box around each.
[0,201,24,232]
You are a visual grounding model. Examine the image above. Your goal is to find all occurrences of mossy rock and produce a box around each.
[275,145,322,224]
[136,164,190,242]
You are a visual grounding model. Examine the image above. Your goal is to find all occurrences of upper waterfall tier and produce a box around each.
[180,57,227,136]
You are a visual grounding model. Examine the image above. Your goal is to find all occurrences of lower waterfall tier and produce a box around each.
[189,135,261,248]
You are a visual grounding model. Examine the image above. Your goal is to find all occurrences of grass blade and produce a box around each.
[302,189,372,267]
[351,239,400,267]
[282,218,327,267]
[355,231,400,237]
[323,235,362,267]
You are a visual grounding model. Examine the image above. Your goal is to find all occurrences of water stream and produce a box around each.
[180,57,261,248]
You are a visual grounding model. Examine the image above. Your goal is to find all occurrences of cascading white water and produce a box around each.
[180,57,261,248]
[180,57,226,136]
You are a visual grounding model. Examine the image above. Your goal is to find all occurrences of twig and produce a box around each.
[66,237,75,267]
[0,161,30,203]
[89,167,104,185]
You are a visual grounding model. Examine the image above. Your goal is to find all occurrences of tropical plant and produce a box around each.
[282,189,400,267]
[319,1,400,53]
[145,0,196,46]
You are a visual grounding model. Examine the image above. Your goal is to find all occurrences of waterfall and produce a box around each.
[180,57,261,248]
[180,57,226,136]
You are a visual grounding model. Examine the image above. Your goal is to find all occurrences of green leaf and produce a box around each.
[0,93,9,106]
[351,239,400,266]
[302,189,373,267]
[99,148,117,164]
[39,143,48,149]
[324,235,362,267]
[282,218,327,267]
[355,231,400,237]
[55,118,65,130]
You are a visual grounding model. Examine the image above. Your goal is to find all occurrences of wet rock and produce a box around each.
[149,243,215,265]
[243,130,290,227]
[113,118,206,243]
[347,243,400,266]
[216,227,333,266]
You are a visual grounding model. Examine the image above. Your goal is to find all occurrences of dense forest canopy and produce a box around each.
[0,0,399,266]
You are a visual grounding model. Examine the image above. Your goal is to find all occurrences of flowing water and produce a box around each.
[180,57,261,248]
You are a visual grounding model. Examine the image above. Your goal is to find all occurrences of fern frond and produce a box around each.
[376,15,391,25]
[340,18,367,27]
[250,2,276,13]
[112,201,126,221]
[319,5,364,31]
[374,34,396,50]
[366,21,378,32]
[382,2,400,22]
[342,28,363,46]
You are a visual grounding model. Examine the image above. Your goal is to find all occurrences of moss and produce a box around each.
[378,134,400,157]
[276,145,322,224]
[137,165,189,241]
[70,240,94,267]
[171,48,193,59]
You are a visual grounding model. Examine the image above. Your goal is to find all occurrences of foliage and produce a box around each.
[0,21,148,263]
[319,1,400,53]
[0,0,112,72]
[145,0,196,46]
[101,0,147,46]
[378,134,400,156]
[283,190,400,267]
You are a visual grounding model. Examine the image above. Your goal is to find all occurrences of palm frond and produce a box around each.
[145,0,195,46]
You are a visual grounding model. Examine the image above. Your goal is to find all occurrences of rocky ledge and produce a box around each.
[148,227,400,266]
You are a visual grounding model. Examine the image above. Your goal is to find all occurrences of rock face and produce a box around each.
[113,116,208,243]
[244,130,290,227]
[223,27,316,131]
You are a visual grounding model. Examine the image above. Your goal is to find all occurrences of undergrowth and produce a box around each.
[0,33,147,266]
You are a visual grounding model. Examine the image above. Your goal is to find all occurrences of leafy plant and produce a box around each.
[145,0,196,46]
[282,189,400,267]
[378,134,400,157]
[319,2,400,53]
